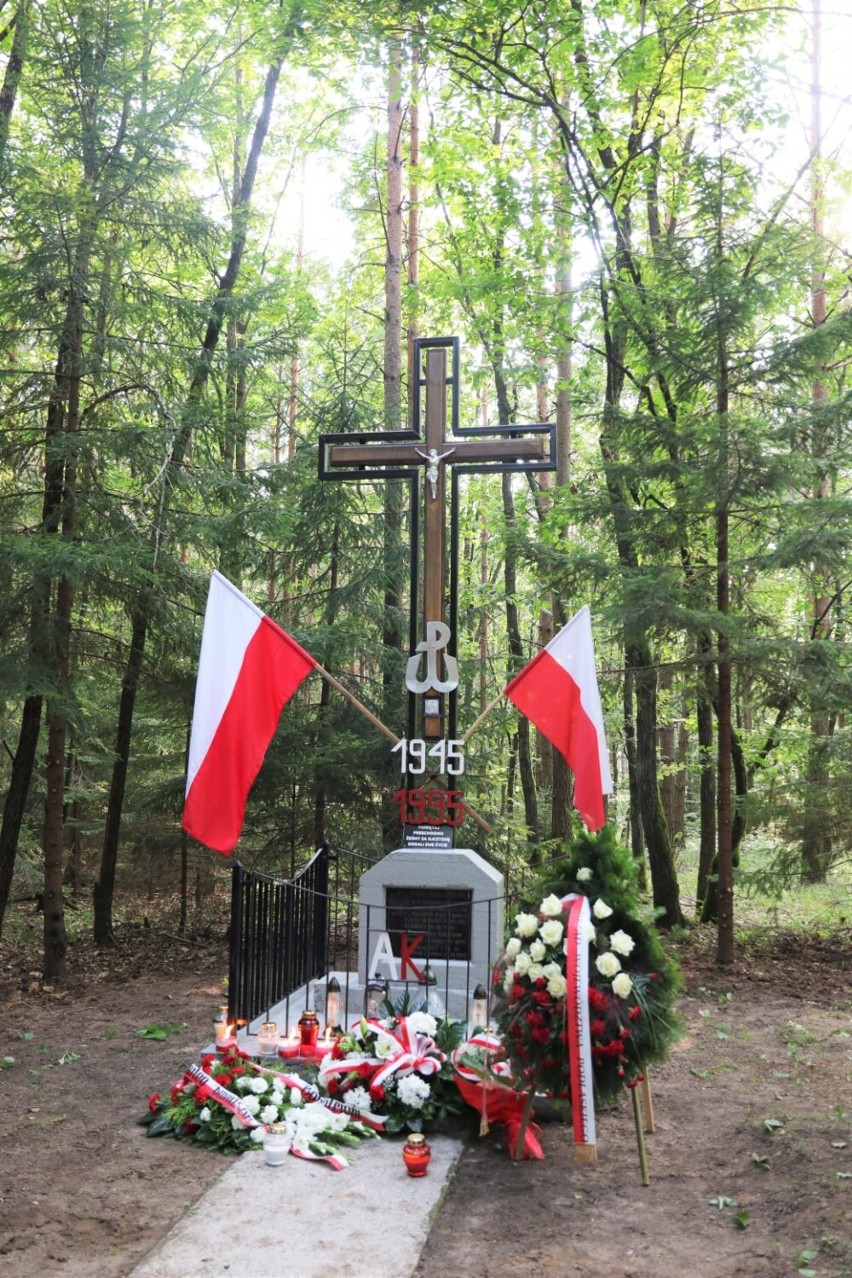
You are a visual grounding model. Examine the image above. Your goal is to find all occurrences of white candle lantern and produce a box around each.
[469,983,488,1034]
[256,1021,280,1055]
[263,1122,290,1167]
[325,977,341,1034]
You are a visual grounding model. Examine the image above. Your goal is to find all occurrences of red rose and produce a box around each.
[535,977,546,989]
[327,1079,339,1095]
[532,1026,550,1045]
[148,1093,162,1112]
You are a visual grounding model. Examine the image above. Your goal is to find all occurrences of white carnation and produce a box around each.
[260,1104,280,1125]
[595,951,622,978]
[397,1074,431,1110]
[199,1107,212,1123]
[289,1088,304,1106]
[345,1086,372,1112]
[250,1127,265,1143]
[406,1011,437,1037]
[250,1075,269,1094]
[231,1114,244,1130]
[576,866,593,883]
[593,898,613,920]
[241,1094,261,1116]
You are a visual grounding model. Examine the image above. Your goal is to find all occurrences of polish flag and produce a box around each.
[183,571,316,853]
[504,605,612,831]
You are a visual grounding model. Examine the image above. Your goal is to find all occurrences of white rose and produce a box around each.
[576,866,593,883]
[593,898,613,920]
[289,1088,304,1106]
[503,970,515,995]
[406,1011,437,1037]
[583,919,598,947]
[546,973,567,999]
[609,929,635,957]
[595,951,622,978]
[540,893,563,917]
[529,939,546,962]
[513,950,531,976]
[505,936,522,958]
[612,972,633,999]
[539,918,564,947]
[527,962,544,982]
[542,962,562,981]
[515,912,539,938]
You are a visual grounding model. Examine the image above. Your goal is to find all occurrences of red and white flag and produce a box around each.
[504,605,612,831]
[183,571,315,853]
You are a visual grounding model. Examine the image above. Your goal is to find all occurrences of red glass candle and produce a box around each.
[298,1008,319,1051]
[402,1133,432,1177]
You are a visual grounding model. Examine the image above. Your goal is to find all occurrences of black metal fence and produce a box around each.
[227,843,379,1027]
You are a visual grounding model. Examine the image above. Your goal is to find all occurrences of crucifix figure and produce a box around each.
[319,336,555,740]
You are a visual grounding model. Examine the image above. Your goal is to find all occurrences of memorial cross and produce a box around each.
[319,336,555,739]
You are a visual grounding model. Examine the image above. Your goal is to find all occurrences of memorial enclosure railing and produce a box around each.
[227,845,531,1031]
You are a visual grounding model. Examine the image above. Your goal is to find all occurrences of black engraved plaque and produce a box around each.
[385,887,473,961]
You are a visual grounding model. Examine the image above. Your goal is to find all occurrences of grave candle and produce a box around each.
[279,1030,300,1060]
[256,1022,280,1055]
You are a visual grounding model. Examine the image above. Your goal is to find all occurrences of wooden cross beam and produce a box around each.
[319,336,555,739]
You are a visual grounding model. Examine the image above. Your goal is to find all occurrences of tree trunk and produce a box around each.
[93,59,283,941]
[0,0,29,169]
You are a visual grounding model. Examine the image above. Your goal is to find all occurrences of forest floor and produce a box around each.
[0,900,850,1278]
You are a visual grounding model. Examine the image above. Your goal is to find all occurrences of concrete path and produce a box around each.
[129,1133,463,1278]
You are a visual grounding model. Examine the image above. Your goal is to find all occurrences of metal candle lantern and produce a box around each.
[469,983,488,1033]
[364,978,387,1018]
[325,977,341,1034]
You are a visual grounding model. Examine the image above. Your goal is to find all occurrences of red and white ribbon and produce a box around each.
[367,1017,445,1095]
[245,1058,386,1132]
[562,893,596,1153]
[186,1063,350,1168]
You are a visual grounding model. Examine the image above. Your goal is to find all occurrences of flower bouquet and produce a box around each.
[141,1046,377,1167]
[315,1011,464,1133]
[493,826,680,1108]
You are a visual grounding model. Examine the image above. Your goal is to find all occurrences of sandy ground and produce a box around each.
[1,913,850,1278]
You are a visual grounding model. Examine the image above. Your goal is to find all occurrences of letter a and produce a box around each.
[368,931,399,980]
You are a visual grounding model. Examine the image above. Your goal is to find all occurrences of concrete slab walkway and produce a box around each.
[129,1133,463,1278]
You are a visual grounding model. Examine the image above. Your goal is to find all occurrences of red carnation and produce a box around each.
[327,1079,339,1095]
[532,1026,550,1045]
[590,1019,607,1038]
[148,1093,162,1112]
[201,1055,216,1072]
[629,1005,641,1020]
[588,986,610,1011]
[535,977,546,989]
[369,1083,385,1101]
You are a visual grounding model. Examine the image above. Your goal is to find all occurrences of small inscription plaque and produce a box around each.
[402,823,455,850]
[385,887,472,961]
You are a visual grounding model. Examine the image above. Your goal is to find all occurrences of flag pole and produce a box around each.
[312,662,492,833]
[462,690,506,745]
